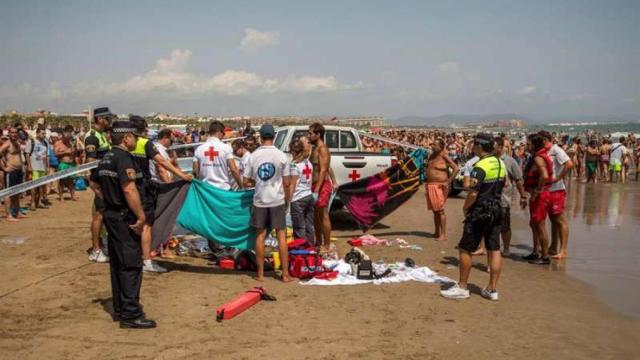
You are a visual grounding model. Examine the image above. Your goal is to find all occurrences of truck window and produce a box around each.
[340,131,357,149]
[325,130,339,149]
[274,129,288,150]
[292,130,307,142]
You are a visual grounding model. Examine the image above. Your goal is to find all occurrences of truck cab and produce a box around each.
[273,125,395,190]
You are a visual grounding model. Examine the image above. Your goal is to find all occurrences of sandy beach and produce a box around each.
[0,188,638,360]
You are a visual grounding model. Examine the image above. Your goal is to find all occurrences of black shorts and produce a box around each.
[143,199,155,225]
[251,204,286,230]
[5,169,24,188]
[94,195,106,213]
[140,181,156,225]
[500,206,511,233]
[459,217,501,253]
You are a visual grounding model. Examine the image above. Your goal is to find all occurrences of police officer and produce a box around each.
[92,121,156,329]
[128,115,192,273]
[441,133,506,301]
[86,107,113,263]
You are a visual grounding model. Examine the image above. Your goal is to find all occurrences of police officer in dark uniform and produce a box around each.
[92,120,156,329]
[441,133,506,301]
[86,107,114,263]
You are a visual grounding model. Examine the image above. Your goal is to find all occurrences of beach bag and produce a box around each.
[287,239,324,279]
[234,249,274,272]
[74,177,87,191]
[289,252,324,279]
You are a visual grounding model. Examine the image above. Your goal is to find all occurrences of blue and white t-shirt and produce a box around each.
[243,145,290,208]
[25,139,48,171]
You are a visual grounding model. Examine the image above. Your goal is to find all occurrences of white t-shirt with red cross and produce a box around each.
[194,136,235,190]
[290,158,313,202]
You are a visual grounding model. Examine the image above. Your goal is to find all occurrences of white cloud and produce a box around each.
[519,85,537,95]
[240,28,279,53]
[21,49,356,99]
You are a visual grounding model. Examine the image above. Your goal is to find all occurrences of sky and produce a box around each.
[0,0,639,119]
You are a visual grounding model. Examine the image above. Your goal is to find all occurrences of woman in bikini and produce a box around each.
[574,138,584,180]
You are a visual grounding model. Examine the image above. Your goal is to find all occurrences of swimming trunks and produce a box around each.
[315,176,333,209]
[425,183,447,212]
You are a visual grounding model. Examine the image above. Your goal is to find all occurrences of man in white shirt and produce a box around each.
[193,121,242,190]
[25,127,50,209]
[540,131,574,259]
[150,128,174,183]
[461,155,479,188]
[243,124,292,282]
[608,137,627,183]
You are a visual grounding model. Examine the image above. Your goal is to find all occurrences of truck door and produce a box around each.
[336,131,365,183]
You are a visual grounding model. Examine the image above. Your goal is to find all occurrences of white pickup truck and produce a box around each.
[176,125,395,207]
[272,125,395,188]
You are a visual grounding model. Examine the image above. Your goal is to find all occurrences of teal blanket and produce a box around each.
[177,179,256,250]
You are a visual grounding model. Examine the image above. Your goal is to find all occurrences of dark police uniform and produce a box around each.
[93,145,145,321]
[130,137,160,224]
[459,154,507,253]
[86,128,111,212]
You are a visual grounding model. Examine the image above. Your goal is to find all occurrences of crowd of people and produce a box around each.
[0,118,90,222]
[3,116,640,310]
[365,128,640,182]
[360,127,639,300]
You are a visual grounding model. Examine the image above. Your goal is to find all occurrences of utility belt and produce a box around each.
[104,207,132,217]
[466,199,502,225]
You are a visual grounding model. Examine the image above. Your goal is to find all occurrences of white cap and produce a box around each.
[50,132,60,138]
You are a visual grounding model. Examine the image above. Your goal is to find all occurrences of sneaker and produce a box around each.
[529,257,550,265]
[523,252,539,261]
[481,288,499,301]
[143,260,167,273]
[440,284,470,299]
[89,249,109,263]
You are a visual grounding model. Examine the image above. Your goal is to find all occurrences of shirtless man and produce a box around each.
[0,127,26,222]
[54,125,79,202]
[425,139,458,241]
[600,139,610,181]
[308,122,333,251]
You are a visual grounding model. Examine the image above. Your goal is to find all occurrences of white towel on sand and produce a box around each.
[300,260,453,286]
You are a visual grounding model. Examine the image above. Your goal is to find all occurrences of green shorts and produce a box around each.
[609,161,622,172]
[31,170,46,180]
[58,162,76,179]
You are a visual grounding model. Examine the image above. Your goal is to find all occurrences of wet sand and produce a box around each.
[554,180,640,318]
[1,188,639,359]
[510,180,640,318]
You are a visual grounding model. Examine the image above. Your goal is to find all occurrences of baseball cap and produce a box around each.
[259,124,275,137]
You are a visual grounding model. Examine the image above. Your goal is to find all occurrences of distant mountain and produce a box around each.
[393,113,528,126]
[527,114,640,124]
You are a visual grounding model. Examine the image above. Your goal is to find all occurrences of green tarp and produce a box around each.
[176,179,256,250]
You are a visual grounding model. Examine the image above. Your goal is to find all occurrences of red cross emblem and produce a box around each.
[302,163,312,180]
[204,147,219,161]
[349,169,360,182]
